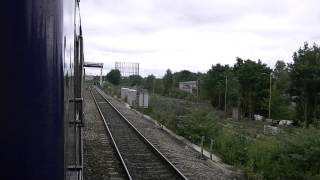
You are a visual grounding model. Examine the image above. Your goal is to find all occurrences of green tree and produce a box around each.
[163,69,174,95]
[273,60,290,92]
[173,70,198,87]
[226,72,241,109]
[154,78,164,94]
[106,69,121,85]
[270,61,292,120]
[289,42,320,127]
[203,64,230,110]
[143,74,156,91]
[233,58,272,119]
[128,75,143,86]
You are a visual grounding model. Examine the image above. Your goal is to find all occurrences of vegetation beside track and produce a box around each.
[143,95,320,180]
[98,42,320,179]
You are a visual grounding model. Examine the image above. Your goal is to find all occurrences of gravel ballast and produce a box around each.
[83,88,127,180]
[96,87,242,180]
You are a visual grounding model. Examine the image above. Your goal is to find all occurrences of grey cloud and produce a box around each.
[81,0,320,75]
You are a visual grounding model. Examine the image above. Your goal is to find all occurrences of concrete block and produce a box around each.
[254,114,264,121]
[279,120,293,126]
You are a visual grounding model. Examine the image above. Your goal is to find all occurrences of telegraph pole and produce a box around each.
[152,78,155,95]
[268,73,272,119]
[100,67,103,86]
[197,79,199,103]
[224,75,228,117]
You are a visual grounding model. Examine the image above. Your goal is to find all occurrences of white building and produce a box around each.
[179,81,197,94]
[121,87,149,108]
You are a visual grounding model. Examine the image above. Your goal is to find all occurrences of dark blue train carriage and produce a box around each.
[1,0,84,179]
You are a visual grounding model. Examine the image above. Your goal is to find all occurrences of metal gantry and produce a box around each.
[84,62,104,86]
[115,62,139,77]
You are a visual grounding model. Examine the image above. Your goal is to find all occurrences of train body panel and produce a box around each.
[1,0,83,179]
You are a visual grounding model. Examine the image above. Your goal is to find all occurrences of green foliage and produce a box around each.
[201,59,274,119]
[128,75,143,86]
[139,70,202,101]
[253,60,294,120]
[245,136,282,179]
[289,42,320,126]
[215,129,248,166]
[184,108,218,138]
[146,95,190,132]
[168,88,197,101]
[102,82,120,97]
[213,128,320,180]
[146,93,320,179]
[268,61,293,120]
[147,43,320,125]
[202,59,272,118]
[154,78,164,94]
[173,70,198,87]
[234,58,272,118]
[273,60,290,92]
[139,42,320,179]
[203,64,231,110]
[269,85,293,120]
[143,74,155,91]
[120,75,143,87]
[148,95,189,116]
[106,69,121,85]
[163,69,174,95]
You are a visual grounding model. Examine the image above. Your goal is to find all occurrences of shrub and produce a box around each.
[168,88,197,101]
[102,83,120,97]
[145,94,320,179]
[214,128,248,166]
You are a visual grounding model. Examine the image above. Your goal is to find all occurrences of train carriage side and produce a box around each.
[1,0,84,179]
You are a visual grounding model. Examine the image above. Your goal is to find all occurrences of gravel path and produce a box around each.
[97,88,242,180]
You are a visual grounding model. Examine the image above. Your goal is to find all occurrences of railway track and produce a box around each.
[91,86,187,180]
[83,87,129,180]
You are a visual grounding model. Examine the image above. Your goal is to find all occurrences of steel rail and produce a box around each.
[94,86,188,180]
[90,88,133,180]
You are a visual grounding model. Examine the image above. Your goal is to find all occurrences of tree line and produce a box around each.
[105,42,320,127]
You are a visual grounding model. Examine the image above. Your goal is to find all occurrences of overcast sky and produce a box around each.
[81,0,320,77]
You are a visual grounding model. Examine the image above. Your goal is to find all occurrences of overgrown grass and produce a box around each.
[146,95,320,179]
[102,82,120,98]
[167,88,198,101]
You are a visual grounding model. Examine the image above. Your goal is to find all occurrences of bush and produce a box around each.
[106,69,121,85]
[168,88,197,101]
[210,127,320,179]
[145,94,320,179]
[214,129,248,166]
[245,136,282,179]
[102,83,120,97]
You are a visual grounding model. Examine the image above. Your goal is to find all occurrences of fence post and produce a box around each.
[201,136,205,158]
[210,139,214,160]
